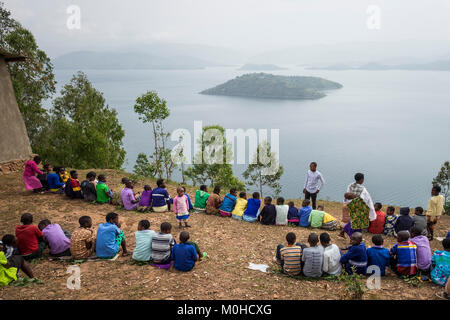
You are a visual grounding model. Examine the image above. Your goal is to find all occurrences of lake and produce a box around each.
[50,66,450,207]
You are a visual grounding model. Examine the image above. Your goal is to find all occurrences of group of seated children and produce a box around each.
[274,226,450,290]
[191,186,341,231]
[1,211,206,286]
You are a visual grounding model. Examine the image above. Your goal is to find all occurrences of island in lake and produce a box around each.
[238,63,286,71]
[200,73,343,100]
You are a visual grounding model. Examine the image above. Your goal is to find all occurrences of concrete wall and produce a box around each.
[0,56,33,163]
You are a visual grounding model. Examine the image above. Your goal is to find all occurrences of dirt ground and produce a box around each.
[0,169,449,300]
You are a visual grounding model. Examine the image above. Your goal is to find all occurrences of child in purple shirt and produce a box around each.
[410,226,432,272]
[38,219,71,257]
[121,181,139,211]
[138,185,152,213]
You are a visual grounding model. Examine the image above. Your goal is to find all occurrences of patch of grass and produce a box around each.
[401,275,423,288]
[11,277,43,287]
[337,267,365,300]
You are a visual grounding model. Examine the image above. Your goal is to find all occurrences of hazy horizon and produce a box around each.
[3,0,450,64]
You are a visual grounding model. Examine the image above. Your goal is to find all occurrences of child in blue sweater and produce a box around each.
[299,199,312,227]
[287,201,299,226]
[367,234,390,276]
[340,232,368,275]
[219,189,237,217]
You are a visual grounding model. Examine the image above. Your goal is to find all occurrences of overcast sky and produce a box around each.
[3,0,450,58]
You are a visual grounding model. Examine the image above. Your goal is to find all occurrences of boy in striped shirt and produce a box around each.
[389,230,418,276]
[151,222,176,264]
[275,232,303,276]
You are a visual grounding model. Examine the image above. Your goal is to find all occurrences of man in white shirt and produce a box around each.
[302,162,325,209]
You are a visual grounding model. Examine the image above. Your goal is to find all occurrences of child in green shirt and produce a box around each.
[96,174,113,204]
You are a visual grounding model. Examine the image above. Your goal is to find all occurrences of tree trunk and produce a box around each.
[259,170,263,199]
[152,121,161,178]
[181,162,186,184]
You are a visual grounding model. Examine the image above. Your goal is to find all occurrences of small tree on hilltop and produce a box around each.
[133,153,156,178]
[134,91,171,179]
[433,161,450,214]
[184,125,245,190]
[242,141,284,198]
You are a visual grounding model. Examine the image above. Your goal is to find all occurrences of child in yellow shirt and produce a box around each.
[232,192,248,220]
[319,205,339,231]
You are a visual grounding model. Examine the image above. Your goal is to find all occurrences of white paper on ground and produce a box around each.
[436,237,444,241]
[248,262,269,273]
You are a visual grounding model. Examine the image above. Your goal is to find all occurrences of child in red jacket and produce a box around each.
[368,202,386,234]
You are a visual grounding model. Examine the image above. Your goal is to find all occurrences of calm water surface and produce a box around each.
[50,66,450,207]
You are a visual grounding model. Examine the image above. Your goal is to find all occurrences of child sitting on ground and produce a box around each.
[395,207,414,234]
[299,199,312,228]
[1,235,34,279]
[275,197,289,226]
[81,171,97,202]
[151,222,176,265]
[193,185,209,213]
[308,206,325,229]
[152,179,172,212]
[275,232,303,276]
[58,167,70,184]
[243,192,261,222]
[15,213,45,261]
[37,163,50,191]
[70,216,97,259]
[121,180,140,211]
[232,192,248,220]
[132,220,156,262]
[302,233,324,278]
[65,170,83,199]
[340,232,368,275]
[320,232,342,276]
[96,174,113,204]
[112,177,130,206]
[430,238,450,287]
[137,185,152,213]
[96,212,129,258]
[366,234,390,276]
[368,202,385,234]
[384,206,398,237]
[0,241,20,286]
[287,201,299,226]
[38,219,71,257]
[410,226,432,273]
[206,186,222,215]
[171,231,199,272]
[259,196,277,225]
[173,186,191,229]
[47,167,65,193]
[319,205,339,231]
[412,207,428,237]
[390,230,418,276]
[219,188,238,217]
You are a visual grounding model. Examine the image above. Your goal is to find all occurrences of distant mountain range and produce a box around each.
[238,63,286,71]
[52,51,222,70]
[200,73,342,100]
[307,60,450,71]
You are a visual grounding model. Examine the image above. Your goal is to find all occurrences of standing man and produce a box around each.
[302,162,325,210]
[426,185,445,240]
